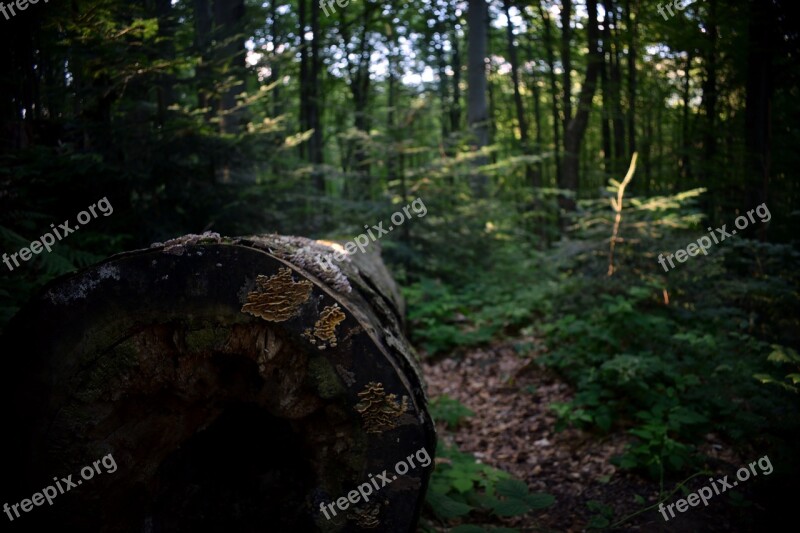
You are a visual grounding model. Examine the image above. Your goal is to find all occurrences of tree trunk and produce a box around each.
[338,3,375,199]
[504,0,537,188]
[600,9,613,175]
[701,0,718,185]
[745,0,774,240]
[467,0,490,196]
[560,0,572,137]
[450,24,463,135]
[625,0,637,157]
[680,51,693,187]
[610,1,626,174]
[561,0,601,211]
[537,1,561,185]
[1,233,436,533]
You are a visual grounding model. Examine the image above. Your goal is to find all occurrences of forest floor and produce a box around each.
[421,339,756,532]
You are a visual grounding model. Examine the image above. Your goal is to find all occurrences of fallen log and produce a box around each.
[0,233,436,533]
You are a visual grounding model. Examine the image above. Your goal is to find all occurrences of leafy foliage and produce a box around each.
[430,395,476,429]
[408,189,800,483]
[425,442,554,530]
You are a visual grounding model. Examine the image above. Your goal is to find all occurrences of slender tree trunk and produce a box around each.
[467,0,489,196]
[680,52,693,186]
[537,1,561,185]
[560,0,572,138]
[701,0,718,185]
[450,15,462,134]
[561,0,600,211]
[609,0,625,174]
[504,0,537,187]
[213,0,246,136]
[154,0,175,128]
[625,0,637,157]
[337,2,375,199]
[309,0,323,171]
[745,0,774,240]
[600,9,613,175]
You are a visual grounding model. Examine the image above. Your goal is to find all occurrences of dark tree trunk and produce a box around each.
[154,0,176,128]
[701,0,718,184]
[610,1,626,174]
[537,1,561,185]
[1,233,436,533]
[625,0,637,157]
[450,24,462,134]
[467,0,490,196]
[504,0,537,187]
[680,51,693,186]
[561,0,601,211]
[560,0,572,138]
[213,0,246,136]
[745,0,775,239]
[600,8,613,175]
[338,2,375,199]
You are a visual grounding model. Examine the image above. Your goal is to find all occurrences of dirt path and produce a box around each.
[421,339,747,532]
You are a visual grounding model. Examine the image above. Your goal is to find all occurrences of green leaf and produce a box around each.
[525,493,556,509]
[452,473,476,493]
[490,497,530,517]
[587,515,610,529]
[495,478,529,500]
[426,491,473,519]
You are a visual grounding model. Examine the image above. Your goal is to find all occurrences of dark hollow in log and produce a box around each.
[0,233,436,533]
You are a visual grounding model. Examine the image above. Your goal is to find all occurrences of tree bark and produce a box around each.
[561,0,601,211]
[625,0,637,157]
[504,0,537,188]
[537,1,561,185]
[467,0,490,196]
[745,0,774,240]
[1,233,436,533]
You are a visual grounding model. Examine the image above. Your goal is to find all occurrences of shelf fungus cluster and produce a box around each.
[355,381,409,434]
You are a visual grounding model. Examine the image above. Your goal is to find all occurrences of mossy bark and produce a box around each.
[0,233,435,533]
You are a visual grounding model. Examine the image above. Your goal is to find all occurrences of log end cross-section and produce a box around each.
[0,234,435,533]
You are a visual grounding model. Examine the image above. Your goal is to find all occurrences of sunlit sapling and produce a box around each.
[319,0,352,18]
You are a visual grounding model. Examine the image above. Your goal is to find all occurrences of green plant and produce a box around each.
[425,442,554,526]
[430,395,476,429]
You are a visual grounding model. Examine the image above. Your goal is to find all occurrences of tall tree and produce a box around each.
[561,0,601,210]
[537,1,561,184]
[744,0,776,233]
[337,1,377,199]
[467,0,490,196]
[624,0,637,158]
[504,0,538,187]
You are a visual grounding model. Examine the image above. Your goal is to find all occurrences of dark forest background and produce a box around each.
[1,0,799,530]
